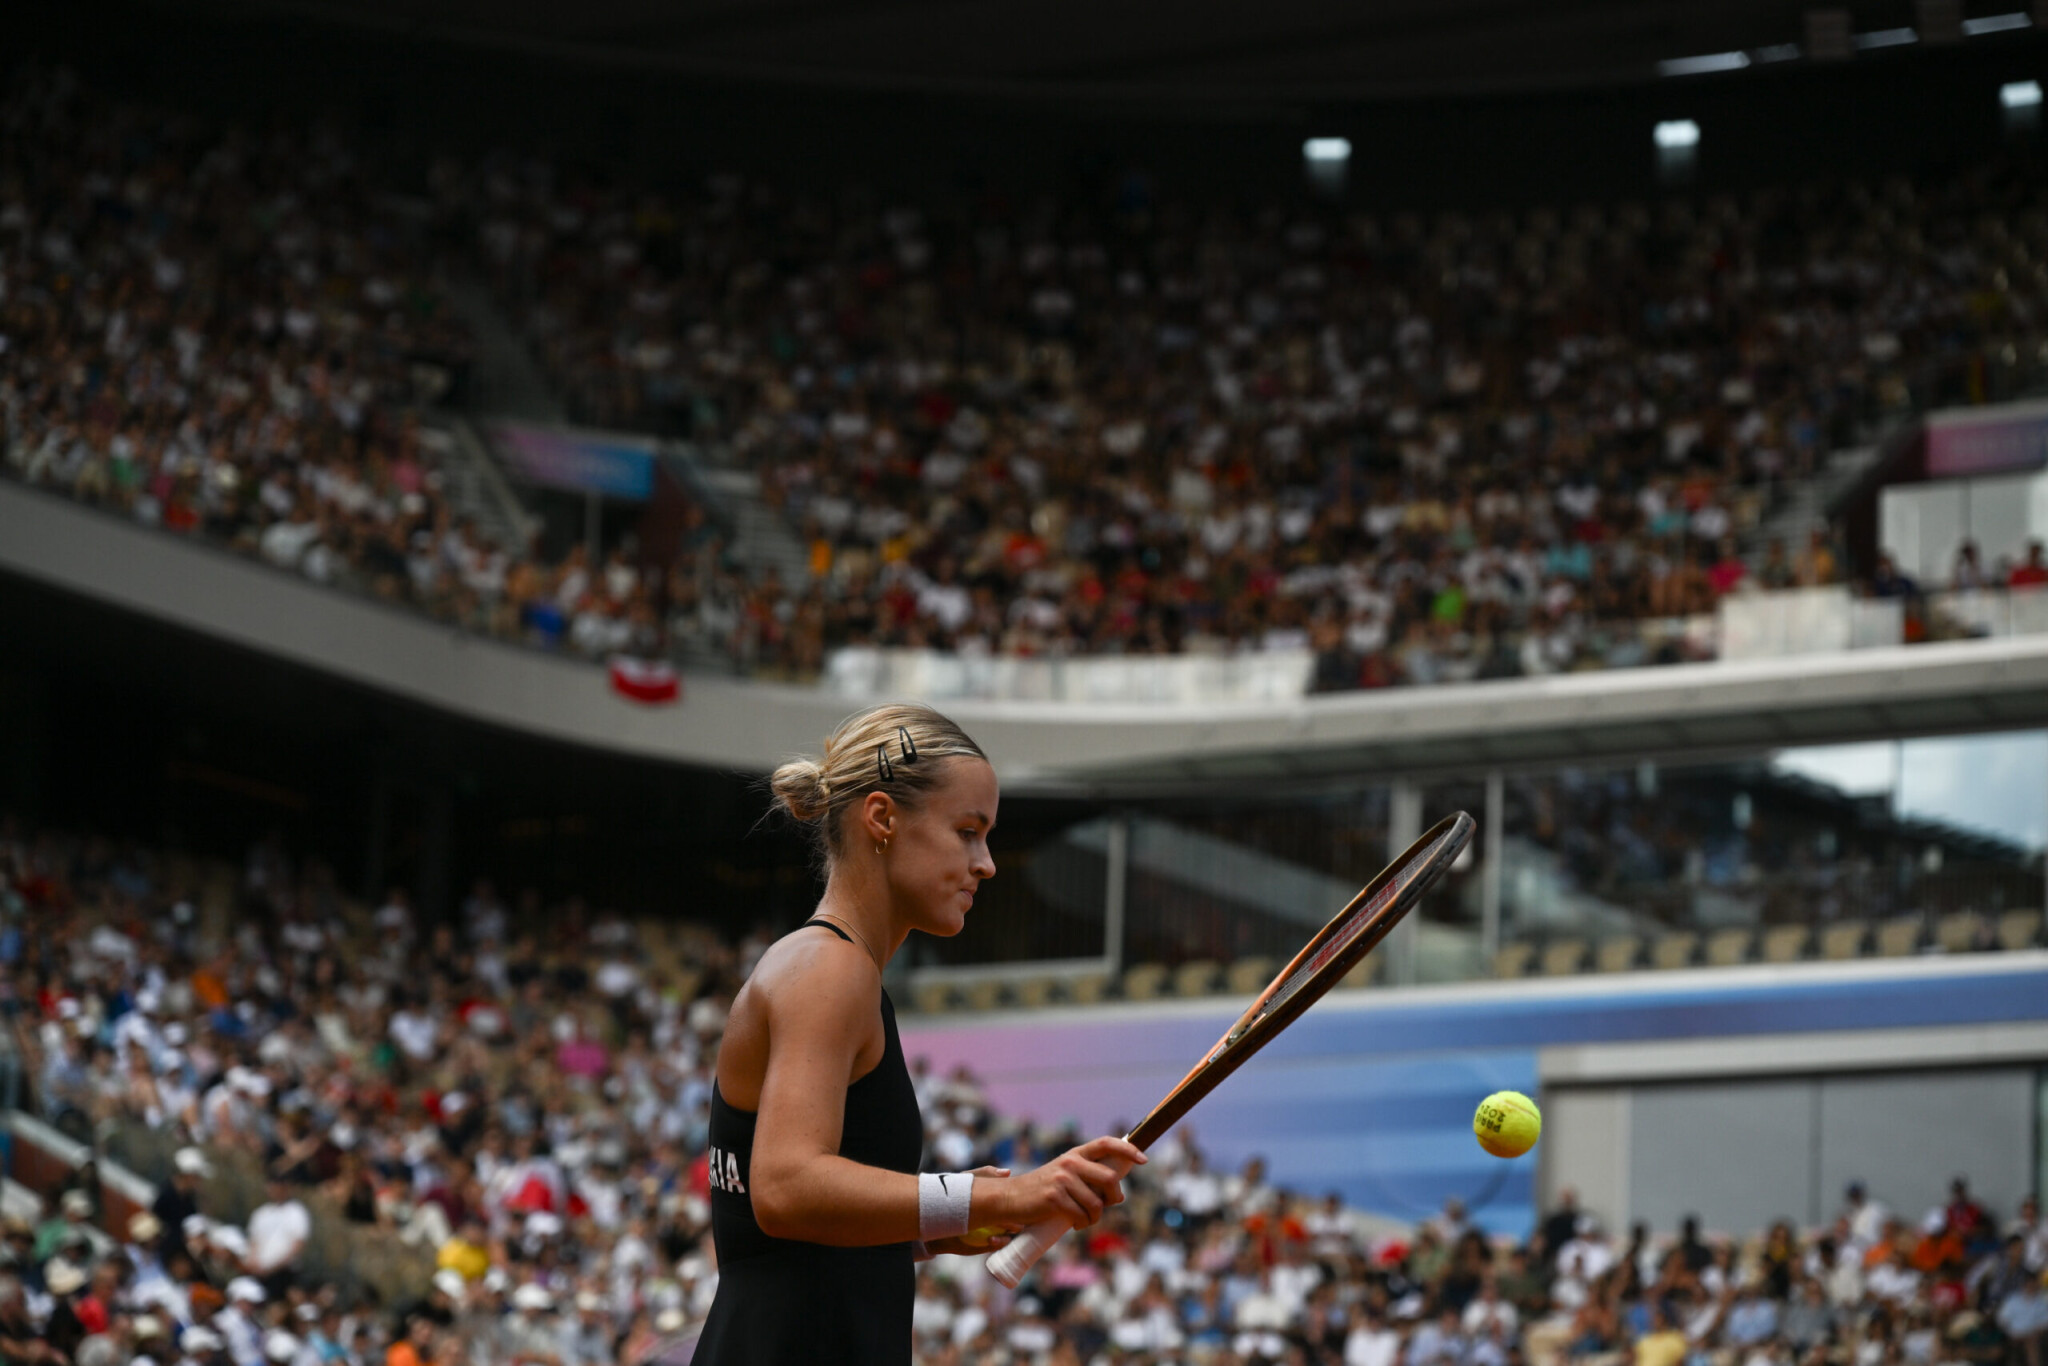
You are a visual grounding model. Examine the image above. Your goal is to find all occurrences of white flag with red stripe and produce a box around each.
[608,656,681,705]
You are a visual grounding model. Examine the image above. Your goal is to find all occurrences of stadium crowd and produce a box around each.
[0,69,516,633]
[5,817,2047,1366]
[9,69,2048,688]
[463,145,2048,683]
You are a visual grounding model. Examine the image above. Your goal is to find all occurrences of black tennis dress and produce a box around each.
[692,920,925,1364]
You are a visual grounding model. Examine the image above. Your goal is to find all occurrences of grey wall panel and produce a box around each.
[1543,1088,1633,1236]
[1816,1071,2034,1227]
[1629,1079,1816,1237]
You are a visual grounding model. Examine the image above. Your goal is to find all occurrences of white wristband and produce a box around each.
[918,1172,974,1241]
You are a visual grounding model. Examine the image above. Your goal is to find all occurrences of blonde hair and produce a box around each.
[769,703,989,861]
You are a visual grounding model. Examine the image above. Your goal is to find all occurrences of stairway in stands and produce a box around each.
[690,461,813,589]
[420,418,539,556]
[446,276,568,425]
[1745,444,1883,558]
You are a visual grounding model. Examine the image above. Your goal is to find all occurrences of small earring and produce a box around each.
[875,840,887,856]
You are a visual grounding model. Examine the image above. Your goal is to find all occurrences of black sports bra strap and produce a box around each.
[803,917,854,944]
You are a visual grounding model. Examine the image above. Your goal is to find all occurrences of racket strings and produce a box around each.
[1263,826,1460,1010]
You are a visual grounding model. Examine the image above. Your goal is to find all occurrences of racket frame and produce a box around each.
[984,810,1475,1287]
[1123,810,1476,1148]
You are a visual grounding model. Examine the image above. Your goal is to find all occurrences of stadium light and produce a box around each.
[2002,79,2044,108]
[1853,27,1919,47]
[1657,51,1750,76]
[1753,43,1804,62]
[1653,120,1701,150]
[1303,138,1351,198]
[1962,11,2030,33]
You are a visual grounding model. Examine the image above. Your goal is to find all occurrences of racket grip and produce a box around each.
[986,1216,1064,1287]
[985,1154,1135,1288]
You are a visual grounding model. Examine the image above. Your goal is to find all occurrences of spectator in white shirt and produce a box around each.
[388,992,440,1064]
[1166,1151,1226,1225]
[1842,1182,1890,1256]
[1344,1305,1401,1366]
[1865,1246,1921,1305]
[1463,1278,1519,1339]
[246,1178,311,1296]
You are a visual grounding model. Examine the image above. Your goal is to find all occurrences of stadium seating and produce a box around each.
[9,811,2043,1366]
[1225,955,1278,995]
[1649,931,1700,971]
[1593,935,1642,973]
[1875,913,1926,957]
[1820,920,1871,960]
[1492,941,1538,979]
[1173,959,1224,997]
[1935,910,1986,954]
[1121,961,1171,1000]
[1703,927,1753,967]
[1996,907,2043,950]
[12,69,2048,697]
[1539,938,1590,976]
[1759,924,1811,964]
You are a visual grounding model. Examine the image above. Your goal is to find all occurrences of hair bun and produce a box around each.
[770,704,988,864]
[768,758,830,824]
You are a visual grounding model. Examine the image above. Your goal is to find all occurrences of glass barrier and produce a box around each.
[1124,791,1393,970]
[907,806,1111,969]
[912,728,2045,989]
[1497,732,2048,962]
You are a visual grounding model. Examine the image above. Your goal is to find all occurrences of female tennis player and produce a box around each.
[692,702,1143,1364]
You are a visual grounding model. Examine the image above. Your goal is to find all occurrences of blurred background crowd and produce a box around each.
[10,69,2048,689]
[3,817,2044,1366]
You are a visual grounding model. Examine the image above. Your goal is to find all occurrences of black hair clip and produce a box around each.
[876,744,894,783]
[897,727,920,764]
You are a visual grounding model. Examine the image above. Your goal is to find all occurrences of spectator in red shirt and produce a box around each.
[2009,540,2048,589]
[1708,539,1749,597]
[1948,1176,1997,1255]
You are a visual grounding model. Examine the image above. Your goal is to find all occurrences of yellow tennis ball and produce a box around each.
[959,1227,999,1247]
[1474,1091,1541,1158]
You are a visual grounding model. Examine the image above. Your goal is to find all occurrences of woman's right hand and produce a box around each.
[976,1136,1145,1231]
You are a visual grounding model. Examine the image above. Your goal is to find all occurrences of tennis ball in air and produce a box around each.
[1473,1091,1541,1158]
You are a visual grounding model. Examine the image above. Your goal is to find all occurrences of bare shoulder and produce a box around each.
[748,928,881,1024]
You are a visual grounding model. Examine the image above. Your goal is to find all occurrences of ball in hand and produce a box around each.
[959,1227,1000,1247]
[1473,1091,1541,1158]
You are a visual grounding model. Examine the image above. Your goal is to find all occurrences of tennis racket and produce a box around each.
[986,810,1476,1288]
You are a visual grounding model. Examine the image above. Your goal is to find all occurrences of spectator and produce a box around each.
[1843,1182,1891,1255]
[33,1190,95,1265]
[1948,1178,1997,1256]
[11,808,2048,1366]
[1781,1277,1836,1354]
[246,1177,312,1299]
[2015,1196,2047,1273]
[1635,1302,1689,1366]
[1869,553,1919,599]
[1538,1188,1582,1265]
[1726,1281,1782,1349]
[2010,541,2048,589]
[1345,1304,1402,1366]
[18,62,2048,696]
[1995,1271,2048,1366]
[1794,529,1843,588]
[1952,540,1990,591]
[155,1146,212,1261]
[386,1313,438,1366]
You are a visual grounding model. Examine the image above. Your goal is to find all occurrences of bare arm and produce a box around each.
[746,938,1141,1246]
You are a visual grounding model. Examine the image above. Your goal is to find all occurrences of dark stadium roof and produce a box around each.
[229,0,1976,98]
